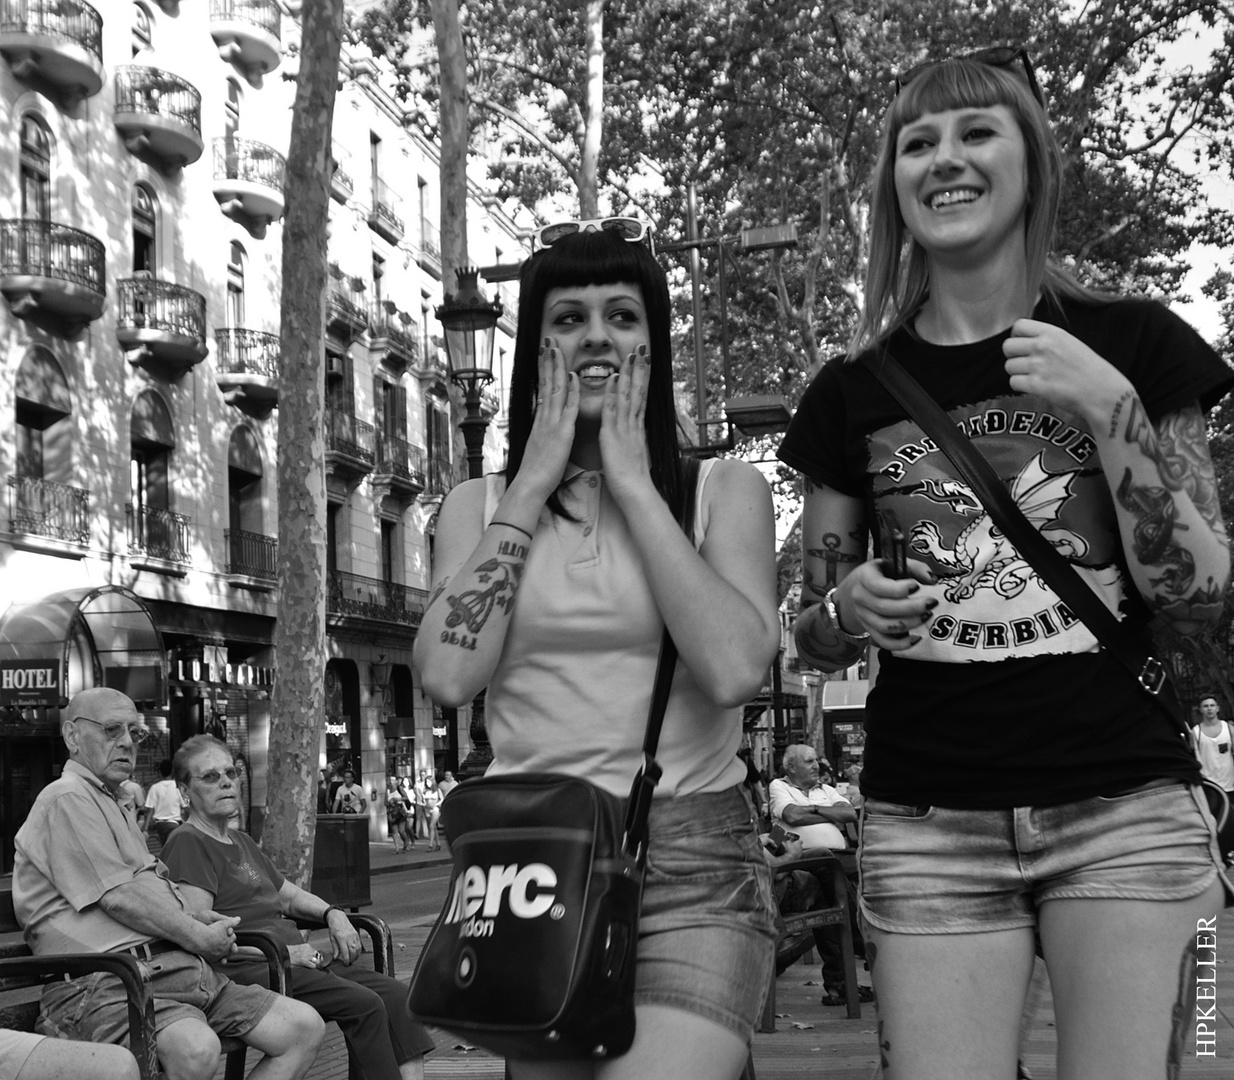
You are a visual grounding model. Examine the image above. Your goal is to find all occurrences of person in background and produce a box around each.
[412,770,428,840]
[142,759,182,848]
[385,776,411,853]
[421,775,441,852]
[436,770,458,800]
[315,768,333,815]
[1192,693,1234,797]
[116,776,144,824]
[162,736,433,1080]
[331,769,366,815]
[13,688,324,1080]
[228,753,249,833]
[414,223,780,1080]
[779,46,1232,1079]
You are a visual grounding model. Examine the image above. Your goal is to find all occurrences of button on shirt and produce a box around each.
[14,760,185,954]
[768,777,851,853]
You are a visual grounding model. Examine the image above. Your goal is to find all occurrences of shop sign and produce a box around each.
[0,659,60,706]
[325,721,348,737]
[172,660,274,688]
[432,726,448,738]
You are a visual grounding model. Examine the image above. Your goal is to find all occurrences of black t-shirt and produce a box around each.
[778,295,1234,808]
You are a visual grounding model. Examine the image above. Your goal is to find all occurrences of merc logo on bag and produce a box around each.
[444,863,564,938]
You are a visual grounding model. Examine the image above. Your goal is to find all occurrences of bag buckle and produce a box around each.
[622,753,662,862]
[1138,657,1167,695]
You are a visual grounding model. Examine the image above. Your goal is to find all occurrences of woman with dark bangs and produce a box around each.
[414,224,780,1079]
[778,50,1233,1079]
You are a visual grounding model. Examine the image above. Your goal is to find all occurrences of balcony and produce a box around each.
[330,147,352,203]
[411,341,448,383]
[418,216,441,277]
[369,302,418,376]
[6,475,88,553]
[497,281,518,334]
[113,66,204,171]
[0,218,105,335]
[210,0,280,84]
[424,456,464,499]
[367,177,404,244]
[117,276,208,376]
[326,275,368,339]
[225,527,276,591]
[126,503,190,574]
[0,0,104,107]
[328,569,427,630]
[325,408,375,485]
[215,327,279,415]
[372,434,426,506]
[212,137,285,237]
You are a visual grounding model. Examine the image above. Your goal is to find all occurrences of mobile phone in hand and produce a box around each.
[877,509,909,579]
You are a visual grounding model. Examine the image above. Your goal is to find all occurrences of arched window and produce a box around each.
[132,2,152,57]
[19,114,51,221]
[226,241,245,327]
[15,347,70,480]
[132,185,156,273]
[130,390,173,514]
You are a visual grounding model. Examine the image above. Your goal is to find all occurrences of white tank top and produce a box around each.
[482,460,747,798]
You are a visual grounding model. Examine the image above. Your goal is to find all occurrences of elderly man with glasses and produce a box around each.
[12,687,324,1080]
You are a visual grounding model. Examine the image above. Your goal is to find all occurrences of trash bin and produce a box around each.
[311,813,372,909]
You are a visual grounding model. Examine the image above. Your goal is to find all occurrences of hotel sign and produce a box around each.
[0,659,61,706]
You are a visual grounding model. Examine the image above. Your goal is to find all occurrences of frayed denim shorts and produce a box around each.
[858,781,1232,934]
[635,785,777,1040]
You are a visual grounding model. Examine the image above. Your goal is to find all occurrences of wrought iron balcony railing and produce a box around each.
[327,569,428,627]
[369,176,404,238]
[117,277,206,340]
[425,456,464,497]
[325,409,376,466]
[225,527,276,580]
[114,65,202,134]
[126,503,191,564]
[370,303,419,358]
[215,327,280,378]
[213,136,285,190]
[326,279,368,334]
[7,475,88,544]
[1,0,103,58]
[375,434,426,486]
[420,217,441,262]
[0,218,104,293]
[209,0,280,38]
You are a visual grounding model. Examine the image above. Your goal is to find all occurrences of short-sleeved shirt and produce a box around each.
[333,783,365,814]
[144,778,181,823]
[14,761,184,953]
[767,778,850,852]
[0,1029,43,1080]
[160,826,302,947]
[778,294,1234,808]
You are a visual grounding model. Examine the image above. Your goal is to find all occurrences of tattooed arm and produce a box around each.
[793,478,936,671]
[1002,318,1229,635]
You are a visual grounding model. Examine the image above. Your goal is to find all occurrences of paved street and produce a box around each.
[210,840,1234,1080]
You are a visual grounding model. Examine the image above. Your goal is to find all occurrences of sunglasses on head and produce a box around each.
[895,46,1044,108]
[530,217,656,256]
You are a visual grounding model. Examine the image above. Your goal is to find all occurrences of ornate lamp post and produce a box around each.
[435,267,502,777]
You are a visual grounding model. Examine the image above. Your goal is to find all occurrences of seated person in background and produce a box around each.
[767,743,870,1006]
[1,1027,139,1080]
[13,688,324,1080]
[161,736,434,1080]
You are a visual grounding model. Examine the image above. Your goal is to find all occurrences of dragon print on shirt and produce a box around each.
[868,394,1128,662]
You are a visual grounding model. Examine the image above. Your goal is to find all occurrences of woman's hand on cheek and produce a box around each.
[599,346,654,502]
[1002,319,1132,427]
[516,339,579,499]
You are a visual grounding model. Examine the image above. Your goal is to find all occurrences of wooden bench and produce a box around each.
[1,887,285,1080]
[760,853,862,1030]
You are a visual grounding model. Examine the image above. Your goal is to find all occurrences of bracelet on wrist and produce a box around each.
[322,905,346,923]
[489,519,533,543]
[822,586,870,644]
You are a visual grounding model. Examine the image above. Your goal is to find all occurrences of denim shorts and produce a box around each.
[38,948,277,1047]
[858,781,1233,934]
[635,785,777,1040]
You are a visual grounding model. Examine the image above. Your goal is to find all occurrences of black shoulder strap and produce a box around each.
[859,347,1192,741]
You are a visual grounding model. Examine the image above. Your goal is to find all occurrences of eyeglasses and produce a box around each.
[895,46,1044,108]
[191,767,239,785]
[73,716,150,744]
[530,217,656,255]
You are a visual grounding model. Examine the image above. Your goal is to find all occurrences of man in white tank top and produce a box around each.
[1193,694,1234,794]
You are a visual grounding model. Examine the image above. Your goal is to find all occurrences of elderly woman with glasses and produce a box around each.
[779,46,1232,1080]
[414,223,781,1079]
[160,736,434,1080]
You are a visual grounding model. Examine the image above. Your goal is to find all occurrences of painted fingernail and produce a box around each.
[908,634,922,645]
[925,572,939,584]
[907,582,920,594]
[925,598,939,610]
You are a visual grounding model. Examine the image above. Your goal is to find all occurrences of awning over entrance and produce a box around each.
[0,585,165,708]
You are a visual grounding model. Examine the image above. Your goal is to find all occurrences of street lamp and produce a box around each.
[435,267,502,778]
[436,267,502,480]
